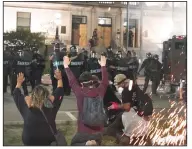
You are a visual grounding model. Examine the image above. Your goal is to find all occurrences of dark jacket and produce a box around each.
[65,66,109,134]
[13,87,64,145]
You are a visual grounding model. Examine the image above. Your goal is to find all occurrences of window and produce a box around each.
[72,16,87,24]
[175,42,184,50]
[61,26,66,34]
[98,17,112,26]
[123,19,139,48]
[17,12,31,31]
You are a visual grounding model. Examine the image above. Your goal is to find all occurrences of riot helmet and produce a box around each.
[107,46,112,52]
[32,47,39,53]
[82,48,88,57]
[54,43,60,52]
[146,52,152,58]
[132,50,137,57]
[101,52,107,57]
[61,47,67,52]
[17,49,24,57]
[91,50,96,58]
[117,50,122,58]
[127,50,132,58]
[153,54,159,60]
[70,45,77,57]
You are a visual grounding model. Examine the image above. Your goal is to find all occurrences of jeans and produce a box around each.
[122,109,150,137]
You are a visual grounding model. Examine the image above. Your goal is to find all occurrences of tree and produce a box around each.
[3,29,45,49]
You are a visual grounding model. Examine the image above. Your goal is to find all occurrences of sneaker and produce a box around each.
[90,140,97,145]
[85,140,93,146]
[85,140,97,146]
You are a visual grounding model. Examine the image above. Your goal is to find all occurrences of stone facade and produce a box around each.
[4,2,186,53]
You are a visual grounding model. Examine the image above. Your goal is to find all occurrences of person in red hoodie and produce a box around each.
[63,55,109,146]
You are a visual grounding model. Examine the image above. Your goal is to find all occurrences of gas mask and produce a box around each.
[118,54,122,58]
[17,50,24,57]
[70,47,77,57]
[91,52,96,58]
[117,87,124,94]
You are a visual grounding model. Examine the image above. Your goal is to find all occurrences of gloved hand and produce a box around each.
[108,102,119,110]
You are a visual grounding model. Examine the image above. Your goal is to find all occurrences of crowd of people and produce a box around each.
[4,41,166,146]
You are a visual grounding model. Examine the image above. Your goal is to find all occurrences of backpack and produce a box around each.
[81,95,107,127]
[146,59,158,73]
[135,86,153,116]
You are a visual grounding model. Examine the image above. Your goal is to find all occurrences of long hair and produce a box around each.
[31,85,49,109]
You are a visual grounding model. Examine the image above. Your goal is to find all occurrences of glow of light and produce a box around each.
[129,80,133,91]
[99,19,105,25]
[55,13,61,19]
[108,7,111,11]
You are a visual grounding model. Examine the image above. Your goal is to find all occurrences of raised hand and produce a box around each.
[98,55,106,67]
[17,73,25,85]
[54,70,62,80]
[63,56,71,68]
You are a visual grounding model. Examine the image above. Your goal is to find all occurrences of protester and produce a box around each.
[63,55,109,146]
[13,70,65,146]
[108,74,153,145]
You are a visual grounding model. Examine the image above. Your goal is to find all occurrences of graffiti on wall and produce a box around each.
[40,21,57,37]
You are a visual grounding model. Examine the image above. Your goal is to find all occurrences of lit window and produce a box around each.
[17,12,31,31]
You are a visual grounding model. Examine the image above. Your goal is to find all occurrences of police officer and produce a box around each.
[126,51,139,81]
[151,54,162,95]
[81,48,89,62]
[93,28,98,46]
[50,43,70,95]
[86,50,102,79]
[3,44,12,93]
[31,47,45,86]
[138,52,153,93]
[114,51,128,77]
[69,45,85,79]
[89,37,94,49]
[11,48,33,96]
[106,46,114,59]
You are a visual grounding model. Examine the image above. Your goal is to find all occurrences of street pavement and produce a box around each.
[3,77,179,124]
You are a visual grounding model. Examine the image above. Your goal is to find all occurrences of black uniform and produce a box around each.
[87,57,102,80]
[31,52,45,86]
[50,51,70,95]
[138,58,153,93]
[3,50,12,93]
[150,59,162,94]
[114,57,129,77]
[69,53,86,79]
[11,50,33,96]
[126,57,139,80]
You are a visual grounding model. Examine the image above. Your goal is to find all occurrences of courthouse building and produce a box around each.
[4,1,186,53]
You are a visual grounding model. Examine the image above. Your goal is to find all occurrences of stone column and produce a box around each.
[120,8,124,46]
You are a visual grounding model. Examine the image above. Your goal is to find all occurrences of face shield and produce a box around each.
[118,53,122,58]
[17,50,24,57]
[91,52,96,58]
[146,53,152,59]
[70,47,77,57]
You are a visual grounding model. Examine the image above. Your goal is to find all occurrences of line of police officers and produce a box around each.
[3,42,163,97]
[48,43,163,96]
[3,44,45,95]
